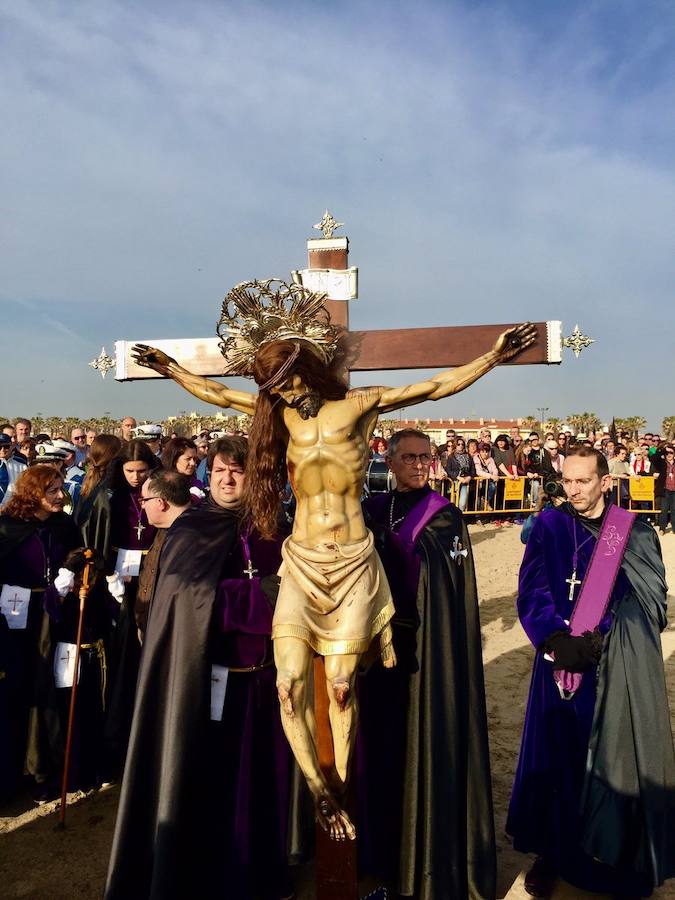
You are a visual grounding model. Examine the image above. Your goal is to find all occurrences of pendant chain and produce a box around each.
[389,494,406,532]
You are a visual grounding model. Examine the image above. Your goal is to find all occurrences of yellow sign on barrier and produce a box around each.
[629,476,654,502]
[504,477,526,502]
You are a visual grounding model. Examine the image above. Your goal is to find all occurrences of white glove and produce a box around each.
[106,572,125,603]
[54,568,75,598]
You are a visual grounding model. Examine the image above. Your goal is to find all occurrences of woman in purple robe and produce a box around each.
[0,465,79,800]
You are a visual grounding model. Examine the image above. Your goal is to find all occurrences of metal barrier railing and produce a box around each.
[427,476,662,517]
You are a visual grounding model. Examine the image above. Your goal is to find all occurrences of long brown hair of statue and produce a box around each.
[245,339,347,539]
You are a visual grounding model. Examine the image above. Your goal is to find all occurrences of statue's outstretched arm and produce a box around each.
[131,344,257,414]
[376,323,537,414]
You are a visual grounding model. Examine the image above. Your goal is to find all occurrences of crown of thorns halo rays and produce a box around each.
[216,279,339,377]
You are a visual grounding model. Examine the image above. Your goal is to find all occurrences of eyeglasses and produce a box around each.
[72,435,86,441]
[399,453,432,466]
[139,495,162,505]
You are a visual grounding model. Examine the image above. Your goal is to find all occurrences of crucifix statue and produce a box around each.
[129,274,536,843]
[109,216,593,860]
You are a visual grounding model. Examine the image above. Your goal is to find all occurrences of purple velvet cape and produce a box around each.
[508,504,674,894]
[358,489,496,900]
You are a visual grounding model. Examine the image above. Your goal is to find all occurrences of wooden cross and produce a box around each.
[108,215,589,900]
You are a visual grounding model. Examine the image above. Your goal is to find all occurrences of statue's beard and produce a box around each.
[290,392,322,419]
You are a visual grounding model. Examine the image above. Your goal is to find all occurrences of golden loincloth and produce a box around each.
[272,531,396,666]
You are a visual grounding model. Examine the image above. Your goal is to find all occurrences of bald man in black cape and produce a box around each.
[104,489,240,899]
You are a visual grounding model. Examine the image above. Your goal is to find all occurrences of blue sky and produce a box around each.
[2,0,674,430]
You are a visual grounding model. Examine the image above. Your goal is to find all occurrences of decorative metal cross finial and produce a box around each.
[563,325,595,359]
[89,346,116,379]
[449,535,468,566]
[313,210,344,239]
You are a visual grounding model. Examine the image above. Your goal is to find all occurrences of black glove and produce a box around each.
[259,575,281,610]
[544,629,603,673]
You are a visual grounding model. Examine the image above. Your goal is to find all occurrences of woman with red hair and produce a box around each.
[0,464,80,801]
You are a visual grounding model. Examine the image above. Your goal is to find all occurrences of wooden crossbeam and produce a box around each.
[114,321,560,381]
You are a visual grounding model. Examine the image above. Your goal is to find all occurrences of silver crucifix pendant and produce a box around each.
[243,559,258,580]
[136,521,145,541]
[566,569,581,601]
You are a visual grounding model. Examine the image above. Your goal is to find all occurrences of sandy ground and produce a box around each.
[1,522,673,900]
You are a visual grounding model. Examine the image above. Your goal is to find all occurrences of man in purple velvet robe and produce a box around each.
[508,447,675,899]
[359,429,496,900]
[105,438,292,900]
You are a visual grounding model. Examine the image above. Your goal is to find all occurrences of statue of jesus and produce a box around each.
[132,279,536,841]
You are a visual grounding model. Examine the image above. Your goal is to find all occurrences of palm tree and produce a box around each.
[546,417,562,435]
[567,412,601,436]
[662,417,675,441]
[615,416,647,440]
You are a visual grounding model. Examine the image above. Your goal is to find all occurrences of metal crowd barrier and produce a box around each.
[427,475,662,517]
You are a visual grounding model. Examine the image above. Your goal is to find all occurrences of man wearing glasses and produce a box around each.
[70,426,88,465]
[359,429,495,900]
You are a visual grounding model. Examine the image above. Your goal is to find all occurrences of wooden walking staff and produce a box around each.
[57,549,95,829]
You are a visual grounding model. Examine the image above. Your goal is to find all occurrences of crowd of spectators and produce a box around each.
[368,424,675,531]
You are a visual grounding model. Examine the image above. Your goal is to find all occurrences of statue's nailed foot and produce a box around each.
[316,794,356,842]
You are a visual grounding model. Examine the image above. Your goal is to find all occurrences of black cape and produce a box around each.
[573,505,675,887]
[0,512,79,564]
[75,478,115,571]
[359,493,496,900]
[104,500,239,900]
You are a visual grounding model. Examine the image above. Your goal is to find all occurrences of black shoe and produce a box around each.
[524,857,556,898]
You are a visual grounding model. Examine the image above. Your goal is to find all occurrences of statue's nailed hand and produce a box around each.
[492,323,537,363]
[131,344,176,374]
